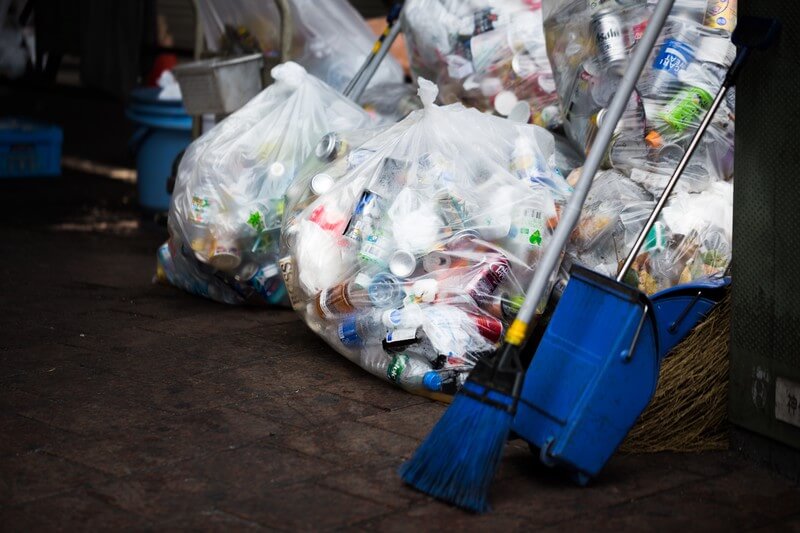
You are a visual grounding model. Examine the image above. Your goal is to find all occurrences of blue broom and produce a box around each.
[399,0,677,512]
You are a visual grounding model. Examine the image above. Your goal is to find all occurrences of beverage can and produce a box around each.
[389,249,418,279]
[315,282,356,318]
[315,133,347,162]
[705,0,736,32]
[591,8,628,70]
[465,254,511,304]
[422,251,452,273]
[208,239,242,271]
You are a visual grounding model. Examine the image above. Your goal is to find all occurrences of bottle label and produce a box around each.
[662,86,713,132]
[387,354,409,384]
[652,39,694,77]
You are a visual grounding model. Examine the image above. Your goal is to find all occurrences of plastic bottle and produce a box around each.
[661,35,734,132]
[360,348,438,390]
[641,0,706,98]
[337,311,386,348]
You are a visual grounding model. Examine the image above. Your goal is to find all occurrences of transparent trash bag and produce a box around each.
[544,0,736,175]
[161,62,372,306]
[401,0,561,128]
[545,0,735,292]
[564,170,732,294]
[280,79,570,394]
[194,0,404,92]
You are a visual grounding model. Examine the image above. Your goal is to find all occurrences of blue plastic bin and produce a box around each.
[126,88,192,211]
[0,118,63,177]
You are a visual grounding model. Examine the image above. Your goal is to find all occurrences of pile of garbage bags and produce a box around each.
[279,80,570,393]
[544,0,735,293]
[402,0,561,128]
[157,62,372,305]
[194,0,404,92]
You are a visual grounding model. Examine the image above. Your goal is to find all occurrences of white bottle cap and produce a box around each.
[507,101,532,124]
[480,77,504,97]
[310,173,335,195]
[494,90,519,116]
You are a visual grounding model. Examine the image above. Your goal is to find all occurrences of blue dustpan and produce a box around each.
[511,265,660,484]
[651,276,730,359]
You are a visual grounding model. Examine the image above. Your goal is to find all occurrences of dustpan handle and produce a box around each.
[509,0,676,336]
[274,0,293,63]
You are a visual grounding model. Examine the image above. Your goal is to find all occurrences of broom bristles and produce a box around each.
[399,384,514,513]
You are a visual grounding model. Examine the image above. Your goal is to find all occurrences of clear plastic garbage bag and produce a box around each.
[280,79,571,394]
[159,62,372,306]
[401,0,561,128]
[543,0,736,176]
[194,0,404,92]
[545,0,735,292]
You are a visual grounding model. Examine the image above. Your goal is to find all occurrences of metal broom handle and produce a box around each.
[514,0,676,325]
[616,83,732,282]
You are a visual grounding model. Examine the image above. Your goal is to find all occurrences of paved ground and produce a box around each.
[1,169,799,532]
[2,79,800,530]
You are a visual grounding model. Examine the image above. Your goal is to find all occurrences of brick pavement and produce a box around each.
[1,173,799,531]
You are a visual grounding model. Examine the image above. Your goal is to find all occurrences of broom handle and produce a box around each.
[509,0,676,337]
[348,16,404,102]
[616,84,731,282]
[344,1,404,101]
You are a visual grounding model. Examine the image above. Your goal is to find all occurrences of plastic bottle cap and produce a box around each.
[423,372,443,392]
[696,36,737,66]
[494,90,519,116]
[480,77,504,97]
[310,173,335,195]
[337,316,363,347]
[507,101,532,124]
[269,162,285,179]
[389,250,417,278]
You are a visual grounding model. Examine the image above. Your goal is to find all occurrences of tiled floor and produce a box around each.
[1,170,799,531]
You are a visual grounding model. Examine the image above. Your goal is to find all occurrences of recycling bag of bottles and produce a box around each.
[401,0,561,128]
[545,0,735,293]
[158,62,372,306]
[279,79,570,394]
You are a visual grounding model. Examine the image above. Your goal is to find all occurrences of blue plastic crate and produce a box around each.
[0,118,63,177]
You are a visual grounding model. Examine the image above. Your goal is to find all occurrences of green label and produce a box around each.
[663,87,713,132]
[387,354,408,384]
[248,211,265,232]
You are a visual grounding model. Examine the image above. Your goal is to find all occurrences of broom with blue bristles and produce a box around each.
[399,0,677,512]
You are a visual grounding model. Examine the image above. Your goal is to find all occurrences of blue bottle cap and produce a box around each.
[423,371,443,392]
[337,316,363,347]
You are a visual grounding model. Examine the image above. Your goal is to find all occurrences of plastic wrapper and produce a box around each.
[545,0,736,292]
[401,0,561,128]
[280,79,570,393]
[194,0,404,92]
[160,62,372,306]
